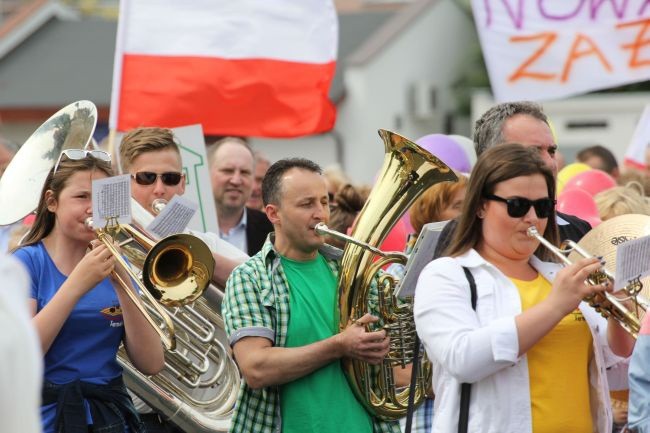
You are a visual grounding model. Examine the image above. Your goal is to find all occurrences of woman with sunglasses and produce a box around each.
[413,143,633,433]
[12,150,165,433]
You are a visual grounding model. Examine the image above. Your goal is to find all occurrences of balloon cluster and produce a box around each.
[556,163,616,228]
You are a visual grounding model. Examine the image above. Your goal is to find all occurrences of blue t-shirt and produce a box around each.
[13,241,126,433]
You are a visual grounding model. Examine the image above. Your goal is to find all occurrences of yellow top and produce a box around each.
[512,274,593,433]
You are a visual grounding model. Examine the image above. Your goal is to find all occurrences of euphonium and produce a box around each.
[527,226,647,338]
[117,198,241,432]
[319,129,458,419]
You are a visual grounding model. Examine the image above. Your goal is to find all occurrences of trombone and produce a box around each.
[88,217,215,351]
[527,226,647,338]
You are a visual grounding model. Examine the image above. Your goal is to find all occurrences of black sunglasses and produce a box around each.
[131,171,184,186]
[484,194,555,218]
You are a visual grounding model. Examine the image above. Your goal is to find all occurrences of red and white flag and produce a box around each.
[625,105,650,170]
[110,0,338,137]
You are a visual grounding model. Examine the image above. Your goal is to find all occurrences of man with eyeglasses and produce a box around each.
[119,127,247,433]
[207,137,273,256]
[434,101,591,258]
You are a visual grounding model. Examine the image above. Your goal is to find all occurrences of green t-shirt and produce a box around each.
[279,253,373,433]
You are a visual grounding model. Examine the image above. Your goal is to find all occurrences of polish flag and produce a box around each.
[109,0,338,138]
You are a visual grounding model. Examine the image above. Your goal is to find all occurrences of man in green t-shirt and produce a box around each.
[222,158,400,433]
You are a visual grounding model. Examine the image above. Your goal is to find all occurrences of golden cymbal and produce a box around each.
[568,214,650,292]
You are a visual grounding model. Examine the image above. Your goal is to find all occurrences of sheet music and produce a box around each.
[394,220,449,299]
[91,174,132,228]
[615,234,650,291]
[147,195,198,239]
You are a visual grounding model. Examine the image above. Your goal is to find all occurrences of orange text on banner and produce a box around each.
[508,18,650,84]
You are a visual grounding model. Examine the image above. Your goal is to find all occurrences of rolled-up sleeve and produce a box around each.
[222,262,275,346]
[414,258,519,384]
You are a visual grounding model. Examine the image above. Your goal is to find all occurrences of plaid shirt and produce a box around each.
[223,234,400,433]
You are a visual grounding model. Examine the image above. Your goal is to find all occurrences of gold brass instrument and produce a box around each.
[117,198,241,432]
[527,224,649,338]
[317,129,458,420]
[87,217,215,351]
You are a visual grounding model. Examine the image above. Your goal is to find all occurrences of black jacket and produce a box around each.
[245,207,274,256]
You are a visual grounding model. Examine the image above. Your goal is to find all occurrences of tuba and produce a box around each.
[116,196,241,432]
[317,130,458,419]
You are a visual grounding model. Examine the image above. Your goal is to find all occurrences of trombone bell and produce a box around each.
[143,233,214,307]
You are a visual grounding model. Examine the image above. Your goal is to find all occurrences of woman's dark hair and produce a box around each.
[17,155,113,248]
[328,183,365,249]
[445,143,559,262]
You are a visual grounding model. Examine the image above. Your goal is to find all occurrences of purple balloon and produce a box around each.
[416,134,471,173]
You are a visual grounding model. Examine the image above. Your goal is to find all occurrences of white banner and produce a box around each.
[471,1,650,102]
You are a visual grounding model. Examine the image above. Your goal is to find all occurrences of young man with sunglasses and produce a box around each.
[119,127,247,286]
[119,127,247,433]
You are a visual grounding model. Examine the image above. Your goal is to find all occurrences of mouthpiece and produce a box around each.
[314,222,328,235]
[152,199,168,215]
[84,217,94,230]
[527,226,540,238]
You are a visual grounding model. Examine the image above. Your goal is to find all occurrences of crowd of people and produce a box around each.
[3,99,650,433]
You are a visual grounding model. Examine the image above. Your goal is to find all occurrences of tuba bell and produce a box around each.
[317,129,458,419]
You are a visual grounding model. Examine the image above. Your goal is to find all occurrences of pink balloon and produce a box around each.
[563,169,616,197]
[400,212,415,235]
[380,218,408,253]
[557,188,601,228]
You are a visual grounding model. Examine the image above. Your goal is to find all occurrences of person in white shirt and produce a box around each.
[0,253,42,433]
[414,143,634,433]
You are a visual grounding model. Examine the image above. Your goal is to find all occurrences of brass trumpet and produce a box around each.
[527,226,646,338]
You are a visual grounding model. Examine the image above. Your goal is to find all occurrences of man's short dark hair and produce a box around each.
[576,145,619,175]
[473,101,549,157]
[262,158,322,206]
